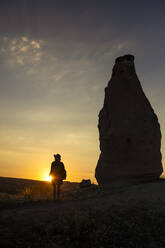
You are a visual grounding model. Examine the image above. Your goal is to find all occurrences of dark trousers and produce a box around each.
[52,180,62,200]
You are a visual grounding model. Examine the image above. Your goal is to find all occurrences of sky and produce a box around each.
[0,0,165,182]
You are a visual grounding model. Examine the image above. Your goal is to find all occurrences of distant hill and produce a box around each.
[0,176,79,195]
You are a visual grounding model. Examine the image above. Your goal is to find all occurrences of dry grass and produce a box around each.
[0,177,99,211]
[1,202,165,248]
[1,177,165,247]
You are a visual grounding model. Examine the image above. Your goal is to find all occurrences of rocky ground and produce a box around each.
[1,179,165,247]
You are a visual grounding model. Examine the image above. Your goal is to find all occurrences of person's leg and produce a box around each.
[53,183,56,200]
[57,183,60,200]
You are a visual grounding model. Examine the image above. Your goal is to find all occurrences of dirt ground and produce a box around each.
[1,179,165,248]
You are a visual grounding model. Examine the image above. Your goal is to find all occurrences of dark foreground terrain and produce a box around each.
[1,177,165,248]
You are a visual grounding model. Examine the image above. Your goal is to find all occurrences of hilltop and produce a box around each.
[0,176,80,198]
[1,177,165,247]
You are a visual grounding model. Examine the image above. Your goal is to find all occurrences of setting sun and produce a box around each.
[45,175,52,182]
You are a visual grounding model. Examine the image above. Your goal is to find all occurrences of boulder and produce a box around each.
[95,55,163,185]
[80,179,92,188]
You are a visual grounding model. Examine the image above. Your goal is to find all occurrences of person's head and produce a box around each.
[54,153,61,161]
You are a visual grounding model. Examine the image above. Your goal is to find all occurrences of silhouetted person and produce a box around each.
[49,154,66,200]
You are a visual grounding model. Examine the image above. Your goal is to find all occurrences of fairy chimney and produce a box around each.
[95,55,163,185]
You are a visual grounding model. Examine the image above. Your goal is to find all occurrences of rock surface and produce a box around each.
[95,54,163,185]
[79,179,92,188]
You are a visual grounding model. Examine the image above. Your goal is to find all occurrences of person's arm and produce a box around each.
[61,162,66,179]
[49,162,53,176]
[61,162,65,169]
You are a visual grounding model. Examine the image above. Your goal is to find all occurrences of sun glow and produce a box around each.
[45,175,52,182]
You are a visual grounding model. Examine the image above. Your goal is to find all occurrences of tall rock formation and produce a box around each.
[95,55,163,185]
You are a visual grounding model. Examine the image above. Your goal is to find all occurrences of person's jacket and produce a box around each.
[50,161,66,180]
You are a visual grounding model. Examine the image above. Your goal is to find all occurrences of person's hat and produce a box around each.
[54,153,61,159]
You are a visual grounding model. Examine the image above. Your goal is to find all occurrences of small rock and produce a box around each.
[79,179,92,188]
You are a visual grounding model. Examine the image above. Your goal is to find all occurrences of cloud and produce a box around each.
[0,34,136,160]
[20,46,29,52]
[31,40,40,49]
[0,36,44,66]
[21,37,29,42]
